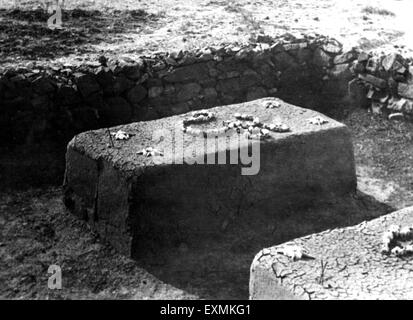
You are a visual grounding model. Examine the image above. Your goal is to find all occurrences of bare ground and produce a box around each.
[1,0,413,68]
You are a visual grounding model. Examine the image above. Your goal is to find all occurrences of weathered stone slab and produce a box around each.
[63,98,356,259]
[250,206,413,300]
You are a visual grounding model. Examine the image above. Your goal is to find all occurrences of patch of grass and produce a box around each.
[361,6,395,17]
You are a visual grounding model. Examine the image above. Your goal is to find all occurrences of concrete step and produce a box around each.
[63,97,356,259]
[250,206,413,300]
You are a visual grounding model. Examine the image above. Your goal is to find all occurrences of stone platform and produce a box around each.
[63,98,356,259]
[250,206,413,300]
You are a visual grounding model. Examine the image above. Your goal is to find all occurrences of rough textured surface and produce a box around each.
[250,206,413,300]
[63,97,356,259]
[2,31,413,189]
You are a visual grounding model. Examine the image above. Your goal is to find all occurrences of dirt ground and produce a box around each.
[1,0,413,300]
[1,0,413,68]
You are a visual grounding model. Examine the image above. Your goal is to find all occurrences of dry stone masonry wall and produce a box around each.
[1,33,413,150]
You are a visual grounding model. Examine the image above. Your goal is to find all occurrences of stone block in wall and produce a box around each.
[30,95,50,113]
[351,61,366,74]
[235,47,254,60]
[358,74,387,89]
[10,74,32,98]
[146,78,163,87]
[143,106,159,121]
[313,48,332,68]
[321,39,342,54]
[148,86,164,99]
[113,75,134,95]
[398,83,413,100]
[74,73,101,98]
[216,58,247,74]
[240,69,261,88]
[95,67,114,94]
[118,58,143,81]
[3,96,32,113]
[258,63,279,88]
[283,42,308,52]
[273,51,298,70]
[32,76,56,95]
[296,48,312,63]
[209,67,218,78]
[270,41,285,53]
[175,83,201,102]
[388,78,399,96]
[56,84,81,107]
[221,94,235,105]
[10,111,35,144]
[216,78,241,94]
[163,63,210,83]
[246,87,267,101]
[365,57,380,74]
[334,51,358,65]
[126,85,147,105]
[162,84,175,96]
[329,63,352,79]
[217,70,240,80]
[169,102,191,115]
[2,79,18,99]
[382,53,407,72]
[84,92,106,111]
[358,52,370,63]
[199,49,213,62]
[201,87,218,103]
[100,97,132,126]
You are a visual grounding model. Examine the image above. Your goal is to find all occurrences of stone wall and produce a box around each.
[348,51,413,117]
[1,32,413,186]
[0,33,348,148]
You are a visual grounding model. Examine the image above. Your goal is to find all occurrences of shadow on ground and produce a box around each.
[135,190,394,299]
[0,185,395,300]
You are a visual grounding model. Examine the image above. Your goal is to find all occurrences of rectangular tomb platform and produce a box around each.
[63,97,356,259]
[250,206,413,300]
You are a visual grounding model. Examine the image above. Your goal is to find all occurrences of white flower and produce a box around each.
[391,246,404,256]
[111,130,130,140]
[278,245,310,261]
[261,128,270,136]
[399,226,413,239]
[308,116,328,125]
[137,147,163,157]
[382,231,394,243]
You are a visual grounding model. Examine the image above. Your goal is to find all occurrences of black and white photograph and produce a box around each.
[1,0,413,305]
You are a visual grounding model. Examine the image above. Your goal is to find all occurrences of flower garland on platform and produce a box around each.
[182,110,290,140]
[381,224,413,256]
